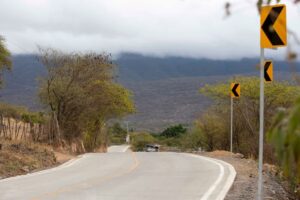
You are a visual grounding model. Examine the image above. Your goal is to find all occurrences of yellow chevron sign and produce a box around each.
[231,83,240,98]
[264,60,273,82]
[261,4,287,48]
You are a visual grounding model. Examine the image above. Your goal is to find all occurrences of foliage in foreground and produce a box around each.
[268,98,300,187]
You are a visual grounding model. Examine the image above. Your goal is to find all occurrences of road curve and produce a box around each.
[107,145,130,153]
[0,150,236,200]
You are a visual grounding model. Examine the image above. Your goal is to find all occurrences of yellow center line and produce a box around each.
[31,151,140,200]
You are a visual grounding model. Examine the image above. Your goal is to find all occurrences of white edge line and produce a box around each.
[122,145,130,152]
[107,145,130,153]
[183,153,236,200]
[0,154,88,183]
[215,159,237,200]
[184,154,225,200]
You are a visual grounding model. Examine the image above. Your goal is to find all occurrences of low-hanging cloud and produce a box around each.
[0,0,299,59]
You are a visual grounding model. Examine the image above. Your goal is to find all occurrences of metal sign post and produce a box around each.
[257,48,265,200]
[258,4,286,200]
[230,96,233,153]
[230,83,240,153]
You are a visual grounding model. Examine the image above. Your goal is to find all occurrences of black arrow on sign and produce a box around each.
[232,84,240,97]
[264,61,272,82]
[261,6,284,46]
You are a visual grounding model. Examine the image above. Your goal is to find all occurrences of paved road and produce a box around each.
[0,147,236,200]
[107,145,130,153]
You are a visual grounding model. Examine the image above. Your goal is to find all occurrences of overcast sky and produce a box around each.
[0,0,299,59]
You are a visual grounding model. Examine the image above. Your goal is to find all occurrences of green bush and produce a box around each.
[180,126,205,151]
[161,124,187,138]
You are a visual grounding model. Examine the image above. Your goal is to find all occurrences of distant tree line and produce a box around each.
[130,124,189,151]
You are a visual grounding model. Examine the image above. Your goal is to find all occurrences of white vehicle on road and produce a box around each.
[145,144,160,152]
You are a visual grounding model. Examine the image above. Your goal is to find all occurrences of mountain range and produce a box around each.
[1,53,298,131]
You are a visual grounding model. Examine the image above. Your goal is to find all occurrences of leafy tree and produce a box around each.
[83,82,135,150]
[200,76,299,159]
[0,36,12,86]
[38,48,135,150]
[161,124,187,138]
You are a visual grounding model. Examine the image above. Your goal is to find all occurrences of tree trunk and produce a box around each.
[53,112,62,145]
[93,121,101,151]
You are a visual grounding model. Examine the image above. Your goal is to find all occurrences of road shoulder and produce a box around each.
[184,153,236,200]
[197,151,293,200]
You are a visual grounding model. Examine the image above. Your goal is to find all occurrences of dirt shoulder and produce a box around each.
[0,140,75,179]
[198,151,296,200]
[54,151,76,164]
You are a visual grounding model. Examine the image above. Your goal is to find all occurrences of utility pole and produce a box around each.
[125,121,130,144]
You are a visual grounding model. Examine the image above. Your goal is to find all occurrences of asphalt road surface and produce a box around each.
[0,146,236,200]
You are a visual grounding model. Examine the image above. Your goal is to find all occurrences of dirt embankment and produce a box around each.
[0,140,75,179]
[199,151,297,200]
